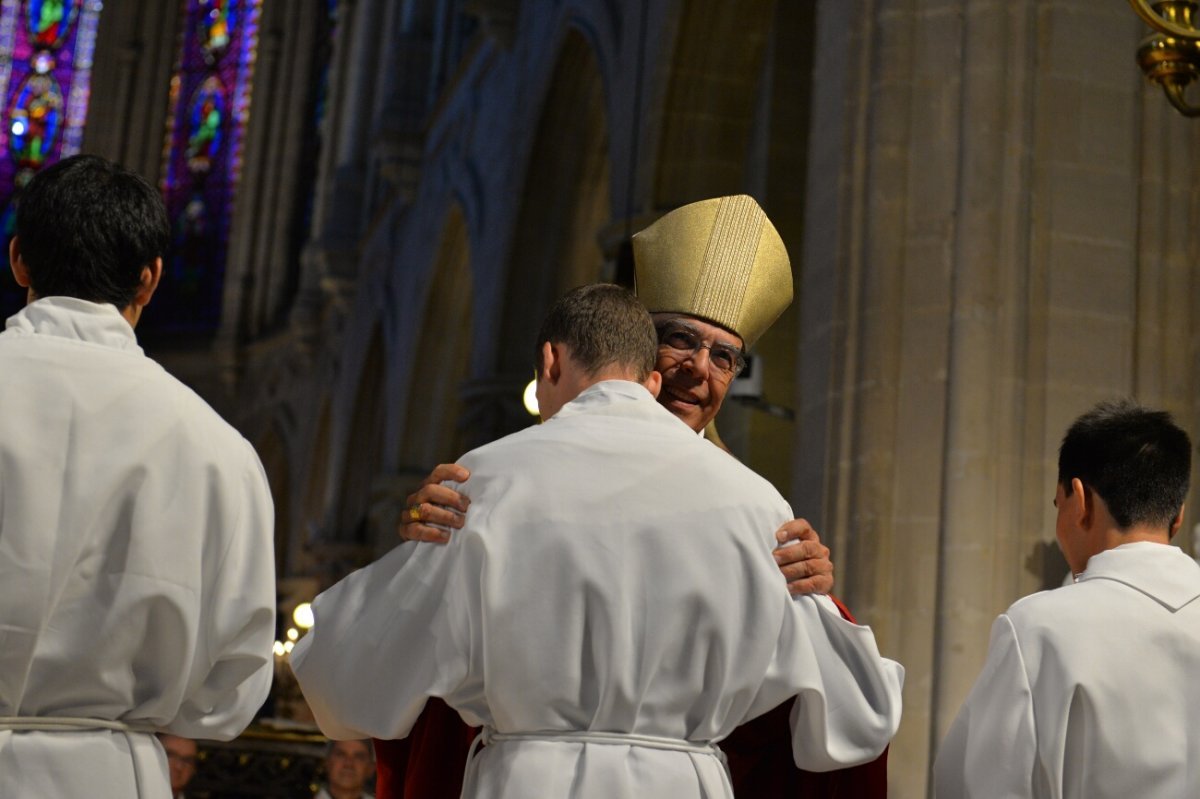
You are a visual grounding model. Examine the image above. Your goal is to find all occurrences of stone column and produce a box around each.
[797,2,1169,795]
[83,0,182,180]
[213,0,327,367]
[1130,72,1200,558]
[309,0,384,284]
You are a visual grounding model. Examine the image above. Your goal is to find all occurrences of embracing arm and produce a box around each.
[780,595,904,771]
[290,541,474,740]
[401,466,837,600]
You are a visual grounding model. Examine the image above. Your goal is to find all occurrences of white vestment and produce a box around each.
[0,298,276,798]
[934,541,1200,798]
[292,381,903,798]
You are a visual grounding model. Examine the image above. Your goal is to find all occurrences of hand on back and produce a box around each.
[397,463,471,544]
[774,518,834,596]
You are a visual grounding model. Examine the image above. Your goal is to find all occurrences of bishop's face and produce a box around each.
[652,313,744,432]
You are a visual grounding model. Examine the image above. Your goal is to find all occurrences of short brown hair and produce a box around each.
[535,284,657,381]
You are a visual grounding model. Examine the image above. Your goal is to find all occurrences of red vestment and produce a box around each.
[372,596,888,797]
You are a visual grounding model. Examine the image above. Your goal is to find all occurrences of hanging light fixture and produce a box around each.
[1130,0,1200,116]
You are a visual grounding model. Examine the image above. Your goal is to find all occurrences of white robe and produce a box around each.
[934,541,1200,798]
[0,298,277,798]
[292,380,903,798]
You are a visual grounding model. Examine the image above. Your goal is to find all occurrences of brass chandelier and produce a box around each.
[1131,0,1200,116]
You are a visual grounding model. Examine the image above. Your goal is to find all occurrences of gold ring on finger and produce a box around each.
[408,504,422,522]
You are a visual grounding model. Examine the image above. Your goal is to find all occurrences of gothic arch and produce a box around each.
[400,205,473,469]
[495,28,613,380]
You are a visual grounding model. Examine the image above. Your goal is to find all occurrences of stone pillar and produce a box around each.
[219,0,326,349]
[310,0,384,282]
[83,0,182,180]
[369,0,434,207]
[797,2,1171,795]
[1130,63,1200,557]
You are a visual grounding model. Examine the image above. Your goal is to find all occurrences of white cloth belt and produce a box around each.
[0,716,157,734]
[0,716,162,796]
[461,726,730,797]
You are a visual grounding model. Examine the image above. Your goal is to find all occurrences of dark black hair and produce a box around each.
[15,154,169,308]
[1058,399,1192,530]
[535,283,657,381]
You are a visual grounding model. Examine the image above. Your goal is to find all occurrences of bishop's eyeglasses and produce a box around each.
[656,320,746,379]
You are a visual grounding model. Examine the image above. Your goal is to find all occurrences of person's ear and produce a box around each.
[1169,504,1186,539]
[1070,475,1099,532]
[643,369,662,398]
[131,257,163,309]
[9,236,30,288]
[1067,477,1092,531]
[539,341,560,384]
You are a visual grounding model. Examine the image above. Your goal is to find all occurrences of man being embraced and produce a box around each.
[292,284,902,798]
[382,195,880,798]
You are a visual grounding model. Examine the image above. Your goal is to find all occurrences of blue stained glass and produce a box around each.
[8,72,63,168]
[146,0,260,337]
[0,0,102,320]
[185,75,224,172]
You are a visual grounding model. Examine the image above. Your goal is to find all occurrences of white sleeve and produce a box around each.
[773,594,905,771]
[289,536,475,740]
[168,443,277,740]
[933,614,1037,798]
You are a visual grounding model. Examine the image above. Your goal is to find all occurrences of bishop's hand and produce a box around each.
[773,518,834,596]
[397,463,471,544]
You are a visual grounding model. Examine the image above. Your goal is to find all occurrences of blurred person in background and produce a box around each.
[158,734,198,798]
[316,739,375,799]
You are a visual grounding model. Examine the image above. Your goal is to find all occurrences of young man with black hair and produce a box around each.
[292,284,902,799]
[934,399,1200,797]
[0,155,276,797]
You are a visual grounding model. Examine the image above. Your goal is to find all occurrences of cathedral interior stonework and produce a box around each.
[2,1,1197,796]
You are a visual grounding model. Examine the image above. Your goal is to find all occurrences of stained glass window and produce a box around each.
[146,0,260,337]
[0,0,102,318]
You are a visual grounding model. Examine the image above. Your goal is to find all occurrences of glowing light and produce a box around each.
[272,640,286,656]
[292,601,314,629]
[283,640,295,654]
[10,120,24,136]
[523,378,539,416]
[286,627,299,641]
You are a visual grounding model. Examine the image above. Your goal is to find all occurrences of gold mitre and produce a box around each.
[632,194,792,348]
